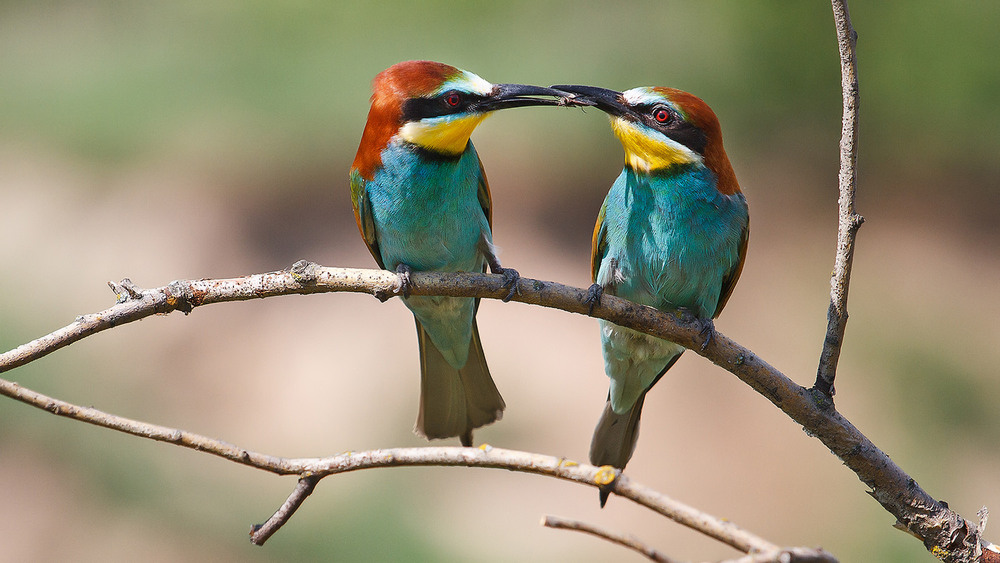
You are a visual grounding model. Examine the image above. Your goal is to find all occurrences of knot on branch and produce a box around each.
[289,260,319,284]
[850,213,865,233]
[165,281,195,314]
[108,278,144,303]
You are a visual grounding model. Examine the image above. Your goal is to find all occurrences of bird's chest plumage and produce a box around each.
[599,167,747,318]
[366,141,490,273]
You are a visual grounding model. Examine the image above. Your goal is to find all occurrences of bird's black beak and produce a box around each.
[473,84,581,111]
[550,85,630,117]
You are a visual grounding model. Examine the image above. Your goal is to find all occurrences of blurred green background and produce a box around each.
[2,2,998,561]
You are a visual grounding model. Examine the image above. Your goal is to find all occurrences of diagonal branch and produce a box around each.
[542,512,839,563]
[0,362,787,556]
[542,514,679,563]
[0,263,988,560]
[815,0,864,397]
[251,474,319,545]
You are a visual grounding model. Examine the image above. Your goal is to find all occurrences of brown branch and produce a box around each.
[0,344,782,554]
[814,0,864,398]
[542,514,679,563]
[719,548,839,563]
[540,515,838,563]
[0,263,987,560]
[0,362,788,555]
[251,474,319,545]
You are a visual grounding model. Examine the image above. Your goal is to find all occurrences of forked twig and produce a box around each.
[814,0,865,397]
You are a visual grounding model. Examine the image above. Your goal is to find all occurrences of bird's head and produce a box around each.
[353,60,570,179]
[553,85,739,195]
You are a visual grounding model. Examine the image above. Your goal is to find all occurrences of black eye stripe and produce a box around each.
[630,103,708,155]
[401,91,485,121]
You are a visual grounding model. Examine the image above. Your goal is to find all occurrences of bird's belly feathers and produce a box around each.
[367,146,491,274]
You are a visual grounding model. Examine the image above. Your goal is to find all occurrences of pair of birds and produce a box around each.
[349,61,749,504]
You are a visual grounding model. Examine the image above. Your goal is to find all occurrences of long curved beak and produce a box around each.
[473,84,578,111]
[550,85,629,117]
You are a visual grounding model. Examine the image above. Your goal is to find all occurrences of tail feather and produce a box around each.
[590,395,646,508]
[590,393,646,471]
[589,353,680,507]
[414,319,505,444]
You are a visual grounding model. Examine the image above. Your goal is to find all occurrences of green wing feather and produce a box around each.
[713,223,749,318]
[349,168,384,270]
[590,200,609,284]
[475,156,493,232]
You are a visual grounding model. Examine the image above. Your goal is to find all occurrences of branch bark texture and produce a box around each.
[815,0,865,397]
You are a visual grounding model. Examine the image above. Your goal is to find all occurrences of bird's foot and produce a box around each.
[495,267,520,303]
[697,319,717,351]
[676,308,716,351]
[395,264,414,298]
[584,283,604,316]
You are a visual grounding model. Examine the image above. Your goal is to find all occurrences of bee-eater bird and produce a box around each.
[554,84,749,505]
[350,61,569,446]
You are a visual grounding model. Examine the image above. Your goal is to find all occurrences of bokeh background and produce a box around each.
[2,2,998,561]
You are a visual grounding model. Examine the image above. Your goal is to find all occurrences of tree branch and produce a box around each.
[815,0,864,397]
[0,361,786,556]
[540,515,838,563]
[542,514,679,563]
[719,548,840,563]
[251,474,319,545]
[0,263,988,560]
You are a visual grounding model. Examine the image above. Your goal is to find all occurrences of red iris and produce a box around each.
[445,93,462,107]
[653,107,671,123]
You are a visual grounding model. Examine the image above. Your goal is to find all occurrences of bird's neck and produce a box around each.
[623,163,720,202]
[379,138,479,181]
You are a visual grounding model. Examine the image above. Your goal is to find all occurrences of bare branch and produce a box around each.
[0,361,788,556]
[540,515,838,563]
[719,548,839,563]
[815,0,865,397]
[542,514,679,563]
[251,474,319,546]
[0,376,295,473]
[0,349,780,554]
[0,263,988,559]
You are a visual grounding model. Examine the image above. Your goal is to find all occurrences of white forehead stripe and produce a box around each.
[436,70,494,97]
[623,87,666,107]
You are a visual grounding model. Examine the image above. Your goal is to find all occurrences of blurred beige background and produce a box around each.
[2,2,998,561]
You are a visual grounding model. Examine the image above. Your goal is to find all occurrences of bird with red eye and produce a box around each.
[553,84,748,506]
[350,61,576,446]
[652,105,672,124]
[444,91,462,108]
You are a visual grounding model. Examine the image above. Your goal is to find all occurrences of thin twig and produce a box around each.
[541,515,838,563]
[0,363,785,556]
[250,474,319,545]
[815,0,865,398]
[0,264,986,560]
[542,515,679,563]
[0,376,293,472]
[719,548,839,563]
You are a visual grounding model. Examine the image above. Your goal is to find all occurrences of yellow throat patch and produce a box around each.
[611,118,699,173]
[399,113,489,156]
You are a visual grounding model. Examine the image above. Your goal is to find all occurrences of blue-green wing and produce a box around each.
[350,168,384,270]
[590,200,609,284]
[713,222,748,318]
